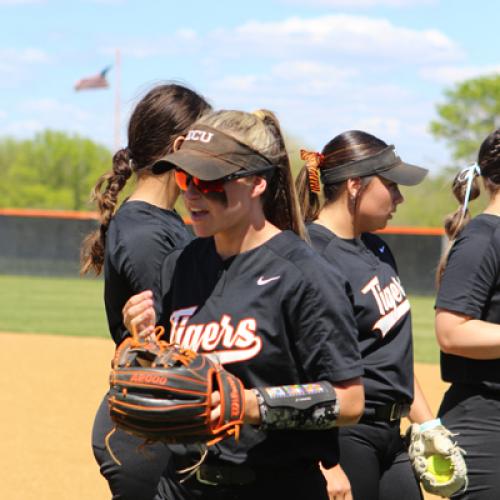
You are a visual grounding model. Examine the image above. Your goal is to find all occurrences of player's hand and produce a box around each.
[122,290,156,340]
[321,463,353,500]
[210,390,261,426]
[210,391,221,423]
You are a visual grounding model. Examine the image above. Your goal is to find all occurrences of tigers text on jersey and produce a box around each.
[159,230,363,467]
[104,201,192,345]
[436,214,500,389]
[307,223,414,410]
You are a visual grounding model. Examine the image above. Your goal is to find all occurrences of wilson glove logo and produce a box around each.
[129,373,168,385]
[169,307,262,364]
[361,275,410,337]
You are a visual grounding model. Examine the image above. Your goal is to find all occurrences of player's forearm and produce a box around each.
[248,379,364,430]
[408,377,433,424]
[333,377,364,426]
[436,310,500,359]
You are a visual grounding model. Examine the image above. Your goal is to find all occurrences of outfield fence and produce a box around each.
[0,209,444,294]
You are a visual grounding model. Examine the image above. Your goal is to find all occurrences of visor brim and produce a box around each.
[153,150,241,180]
[379,161,428,186]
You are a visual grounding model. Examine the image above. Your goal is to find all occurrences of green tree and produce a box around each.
[0,130,112,210]
[430,74,500,163]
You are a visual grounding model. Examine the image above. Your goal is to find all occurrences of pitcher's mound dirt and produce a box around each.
[0,332,449,500]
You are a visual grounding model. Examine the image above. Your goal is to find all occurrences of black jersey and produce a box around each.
[104,201,191,345]
[436,214,500,388]
[308,223,414,410]
[159,230,363,467]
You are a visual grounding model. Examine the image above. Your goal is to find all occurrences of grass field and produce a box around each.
[0,274,440,363]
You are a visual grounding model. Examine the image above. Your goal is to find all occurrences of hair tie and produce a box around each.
[457,163,481,215]
[300,149,324,193]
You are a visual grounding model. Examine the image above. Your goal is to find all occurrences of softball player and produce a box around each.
[296,130,444,500]
[123,109,365,500]
[435,129,500,499]
[81,83,211,499]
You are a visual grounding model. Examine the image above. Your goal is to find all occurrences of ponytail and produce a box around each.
[296,150,323,223]
[253,110,307,240]
[435,165,481,286]
[80,148,133,275]
[80,83,211,276]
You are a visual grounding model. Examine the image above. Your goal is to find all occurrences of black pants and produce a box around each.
[92,393,173,500]
[338,420,422,500]
[438,383,500,500]
[156,459,329,500]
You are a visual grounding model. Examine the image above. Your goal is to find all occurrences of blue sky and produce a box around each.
[1,0,499,172]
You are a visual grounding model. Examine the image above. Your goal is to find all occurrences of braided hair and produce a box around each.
[80,83,211,275]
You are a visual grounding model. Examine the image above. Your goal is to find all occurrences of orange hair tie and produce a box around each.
[300,149,324,193]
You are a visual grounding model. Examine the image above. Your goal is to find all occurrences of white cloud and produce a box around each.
[101,29,199,60]
[210,15,461,64]
[0,48,50,64]
[1,119,44,136]
[420,65,500,85]
[352,116,402,136]
[279,0,436,7]
[20,98,92,122]
[271,60,358,81]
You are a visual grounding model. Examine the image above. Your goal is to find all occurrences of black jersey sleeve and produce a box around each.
[436,228,500,319]
[285,256,363,384]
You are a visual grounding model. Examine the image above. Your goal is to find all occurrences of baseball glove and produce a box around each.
[407,420,467,498]
[108,331,246,446]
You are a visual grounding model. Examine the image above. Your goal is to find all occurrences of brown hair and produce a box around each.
[80,84,211,275]
[296,130,388,222]
[436,128,500,285]
[196,109,306,239]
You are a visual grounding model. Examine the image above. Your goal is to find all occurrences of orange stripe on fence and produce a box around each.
[0,208,445,236]
[377,226,444,236]
[0,208,99,220]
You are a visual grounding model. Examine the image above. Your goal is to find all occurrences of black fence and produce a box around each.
[0,211,443,294]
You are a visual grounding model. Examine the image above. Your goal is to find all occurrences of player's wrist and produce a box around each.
[419,418,442,432]
[244,389,262,425]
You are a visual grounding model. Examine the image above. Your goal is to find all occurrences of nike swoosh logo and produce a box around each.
[257,275,281,286]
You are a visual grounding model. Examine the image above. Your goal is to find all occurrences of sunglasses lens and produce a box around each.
[175,170,226,194]
[174,170,189,191]
[195,179,225,194]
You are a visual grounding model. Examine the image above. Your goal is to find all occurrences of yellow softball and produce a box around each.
[426,455,453,483]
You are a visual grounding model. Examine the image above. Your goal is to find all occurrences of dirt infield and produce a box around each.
[1,332,448,500]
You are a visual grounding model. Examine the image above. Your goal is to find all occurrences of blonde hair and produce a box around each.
[196,109,306,239]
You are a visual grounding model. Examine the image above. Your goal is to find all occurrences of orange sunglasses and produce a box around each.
[174,167,274,195]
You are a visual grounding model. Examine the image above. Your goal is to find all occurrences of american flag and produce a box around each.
[74,66,111,91]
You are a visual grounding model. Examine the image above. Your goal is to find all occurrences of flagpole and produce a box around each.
[114,48,121,150]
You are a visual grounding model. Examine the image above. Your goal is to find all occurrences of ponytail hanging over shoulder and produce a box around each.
[300,149,324,194]
[457,163,481,217]
[435,162,481,286]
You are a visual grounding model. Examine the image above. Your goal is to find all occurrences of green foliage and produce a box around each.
[430,74,500,162]
[0,130,112,210]
[391,171,486,227]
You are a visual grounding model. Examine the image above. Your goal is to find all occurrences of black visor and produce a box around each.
[320,145,428,186]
